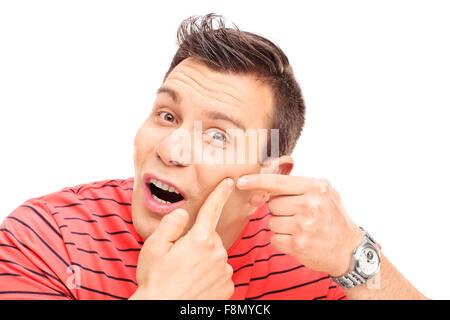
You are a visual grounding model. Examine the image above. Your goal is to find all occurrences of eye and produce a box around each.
[204,129,229,146]
[157,111,177,124]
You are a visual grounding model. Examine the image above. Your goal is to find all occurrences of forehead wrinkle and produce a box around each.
[168,76,223,108]
[169,64,245,107]
[183,63,247,105]
[168,77,246,124]
[179,65,275,130]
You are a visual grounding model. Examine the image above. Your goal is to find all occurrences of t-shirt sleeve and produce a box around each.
[326,278,347,300]
[0,199,75,300]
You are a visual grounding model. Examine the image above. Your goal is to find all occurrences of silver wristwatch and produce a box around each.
[331,227,381,289]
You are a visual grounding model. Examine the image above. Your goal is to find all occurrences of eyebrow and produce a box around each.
[201,110,247,131]
[156,86,247,131]
[156,86,180,104]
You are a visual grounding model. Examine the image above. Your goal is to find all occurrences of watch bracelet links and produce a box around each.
[362,227,377,247]
[333,270,367,288]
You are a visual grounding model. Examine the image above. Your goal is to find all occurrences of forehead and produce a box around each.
[161,58,274,129]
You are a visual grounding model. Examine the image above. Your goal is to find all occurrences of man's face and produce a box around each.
[132,57,274,240]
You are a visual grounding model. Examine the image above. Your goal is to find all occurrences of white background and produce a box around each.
[1,0,449,299]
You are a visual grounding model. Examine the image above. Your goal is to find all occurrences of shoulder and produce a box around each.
[0,177,140,300]
[1,177,135,251]
[31,177,134,223]
[40,177,134,208]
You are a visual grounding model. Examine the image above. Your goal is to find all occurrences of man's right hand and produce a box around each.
[130,178,235,300]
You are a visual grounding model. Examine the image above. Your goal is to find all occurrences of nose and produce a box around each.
[156,128,192,167]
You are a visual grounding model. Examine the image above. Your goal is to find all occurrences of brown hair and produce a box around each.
[164,13,306,158]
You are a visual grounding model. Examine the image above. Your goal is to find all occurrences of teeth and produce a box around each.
[152,193,169,204]
[150,178,181,195]
[161,183,170,191]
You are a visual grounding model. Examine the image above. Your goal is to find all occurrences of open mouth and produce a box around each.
[148,178,185,204]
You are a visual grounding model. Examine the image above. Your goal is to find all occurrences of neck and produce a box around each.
[217,202,258,250]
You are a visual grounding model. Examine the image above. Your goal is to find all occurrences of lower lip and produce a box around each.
[143,182,186,216]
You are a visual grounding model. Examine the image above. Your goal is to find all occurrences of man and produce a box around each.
[0,14,426,300]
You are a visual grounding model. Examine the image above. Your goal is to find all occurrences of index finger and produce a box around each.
[191,178,235,234]
[236,174,316,196]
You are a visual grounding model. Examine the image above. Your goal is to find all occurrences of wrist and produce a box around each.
[331,227,381,289]
[330,226,364,277]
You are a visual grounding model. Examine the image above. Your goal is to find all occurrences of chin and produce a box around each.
[132,207,161,240]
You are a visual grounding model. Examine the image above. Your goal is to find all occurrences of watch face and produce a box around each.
[357,246,380,277]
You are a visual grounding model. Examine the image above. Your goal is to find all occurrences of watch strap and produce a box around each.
[331,227,380,289]
[332,270,367,289]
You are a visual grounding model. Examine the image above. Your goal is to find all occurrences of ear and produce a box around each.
[260,155,294,175]
[247,155,294,207]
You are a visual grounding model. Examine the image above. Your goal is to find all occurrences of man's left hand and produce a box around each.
[236,174,364,277]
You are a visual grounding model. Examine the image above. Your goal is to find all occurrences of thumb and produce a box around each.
[147,208,189,257]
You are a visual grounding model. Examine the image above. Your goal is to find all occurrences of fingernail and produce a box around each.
[226,178,235,187]
[237,177,248,188]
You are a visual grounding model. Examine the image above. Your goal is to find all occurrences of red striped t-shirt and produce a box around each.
[0,178,346,300]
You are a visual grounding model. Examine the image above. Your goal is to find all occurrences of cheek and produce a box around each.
[133,126,156,166]
[201,145,226,165]
[196,163,261,205]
